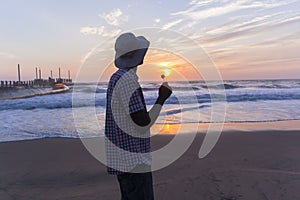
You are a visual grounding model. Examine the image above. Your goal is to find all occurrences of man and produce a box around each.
[105,32,172,200]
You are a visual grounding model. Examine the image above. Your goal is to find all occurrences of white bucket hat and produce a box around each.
[114,32,150,69]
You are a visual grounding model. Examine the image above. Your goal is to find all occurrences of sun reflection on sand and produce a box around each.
[151,123,181,135]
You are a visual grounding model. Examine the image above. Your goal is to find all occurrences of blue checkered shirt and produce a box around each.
[105,69,151,175]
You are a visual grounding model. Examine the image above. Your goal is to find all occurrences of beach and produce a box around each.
[1,121,300,200]
[1,0,300,199]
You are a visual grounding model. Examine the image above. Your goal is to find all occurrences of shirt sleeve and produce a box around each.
[117,77,145,115]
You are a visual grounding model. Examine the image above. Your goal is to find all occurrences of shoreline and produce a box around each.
[153,119,300,135]
[1,120,300,143]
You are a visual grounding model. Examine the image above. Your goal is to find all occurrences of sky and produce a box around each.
[0,0,299,81]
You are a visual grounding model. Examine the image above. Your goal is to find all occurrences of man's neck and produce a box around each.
[119,67,138,75]
[132,67,137,73]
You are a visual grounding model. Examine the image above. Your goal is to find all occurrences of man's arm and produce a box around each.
[130,83,172,128]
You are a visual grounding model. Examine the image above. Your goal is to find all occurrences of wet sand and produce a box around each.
[1,123,300,199]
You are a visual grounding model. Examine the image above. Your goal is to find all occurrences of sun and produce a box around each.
[164,68,171,77]
[158,62,172,77]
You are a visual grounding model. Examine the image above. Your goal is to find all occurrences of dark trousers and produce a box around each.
[117,171,154,200]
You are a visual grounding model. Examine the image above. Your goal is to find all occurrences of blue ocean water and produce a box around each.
[0,79,300,142]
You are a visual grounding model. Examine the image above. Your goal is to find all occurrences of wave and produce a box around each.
[77,88,107,93]
[142,86,201,91]
[222,83,241,89]
[226,93,300,102]
[163,105,211,115]
[72,85,107,94]
[142,84,242,91]
[256,85,290,89]
[199,83,242,90]
[1,80,300,111]
[1,90,300,111]
[142,83,299,91]
[146,92,300,105]
[71,81,300,95]
[0,96,107,111]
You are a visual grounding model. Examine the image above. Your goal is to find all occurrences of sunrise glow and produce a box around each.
[163,68,171,77]
[0,1,299,81]
[159,62,172,68]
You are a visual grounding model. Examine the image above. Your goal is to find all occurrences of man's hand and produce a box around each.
[156,82,172,105]
[131,83,172,129]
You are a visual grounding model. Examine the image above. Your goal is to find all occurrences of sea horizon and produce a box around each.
[1,79,300,142]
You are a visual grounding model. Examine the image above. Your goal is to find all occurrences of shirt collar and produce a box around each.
[118,68,139,81]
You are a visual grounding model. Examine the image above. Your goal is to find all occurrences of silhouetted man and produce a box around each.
[105,32,172,200]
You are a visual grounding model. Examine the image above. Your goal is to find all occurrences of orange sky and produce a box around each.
[99,49,203,82]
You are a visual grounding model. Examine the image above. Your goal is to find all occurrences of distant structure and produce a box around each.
[18,64,21,82]
[0,64,73,89]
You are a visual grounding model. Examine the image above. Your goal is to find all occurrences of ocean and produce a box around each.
[0,79,300,142]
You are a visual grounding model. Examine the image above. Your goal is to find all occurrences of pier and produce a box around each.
[0,64,73,100]
[0,64,72,90]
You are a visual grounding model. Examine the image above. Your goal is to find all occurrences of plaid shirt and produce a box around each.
[105,69,151,175]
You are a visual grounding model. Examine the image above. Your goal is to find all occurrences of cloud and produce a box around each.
[80,8,127,37]
[156,0,300,79]
[181,0,222,15]
[206,12,282,35]
[99,8,128,26]
[251,31,300,48]
[173,0,297,21]
[167,0,298,34]
[225,57,300,72]
[200,14,300,45]
[189,0,217,6]
[80,26,121,37]
[173,1,244,20]
[80,26,104,35]
[162,19,183,30]
[0,52,15,59]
